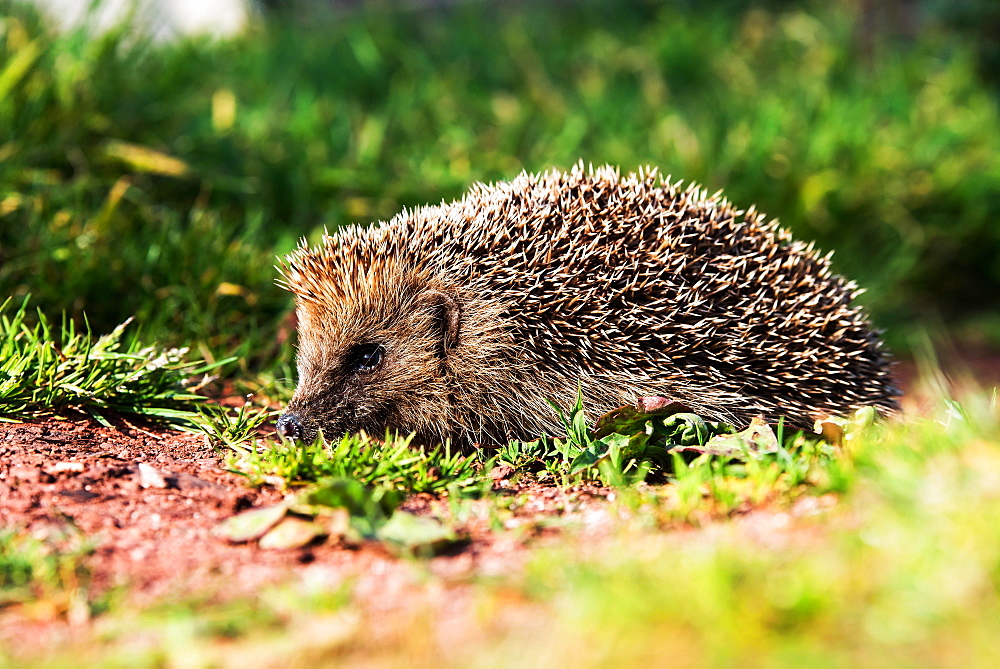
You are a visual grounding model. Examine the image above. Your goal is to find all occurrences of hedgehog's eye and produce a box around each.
[345,343,384,373]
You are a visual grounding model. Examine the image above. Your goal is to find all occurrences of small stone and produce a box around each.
[46,461,86,475]
[171,471,222,492]
[138,463,169,489]
[489,463,515,481]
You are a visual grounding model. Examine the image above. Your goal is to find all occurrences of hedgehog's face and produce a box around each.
[275,288,461,445]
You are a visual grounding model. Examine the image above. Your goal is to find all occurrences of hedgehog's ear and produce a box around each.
[416,289,461,357]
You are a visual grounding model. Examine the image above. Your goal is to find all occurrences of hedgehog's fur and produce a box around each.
[277,163,899,447]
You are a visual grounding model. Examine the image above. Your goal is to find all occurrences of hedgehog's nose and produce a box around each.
[276,413,304,442]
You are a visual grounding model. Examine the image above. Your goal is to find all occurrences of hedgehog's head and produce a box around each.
[275,232,463,446]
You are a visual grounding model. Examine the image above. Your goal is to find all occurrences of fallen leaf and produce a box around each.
[259,516,326,550]
[376,512,461,556]
[814,406,878,446]
[593,399,692,439]
[212,503,288,543]
[691,416,780,457]
[636,396,691,414]
[814,414,849,445]
[315,507,353,541]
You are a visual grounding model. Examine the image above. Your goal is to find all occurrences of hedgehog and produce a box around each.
[275,163,899,448]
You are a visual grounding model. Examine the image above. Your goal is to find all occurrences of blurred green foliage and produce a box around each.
[1,0,998,382]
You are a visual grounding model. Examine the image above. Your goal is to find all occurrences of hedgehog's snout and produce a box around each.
[276,412,305,442]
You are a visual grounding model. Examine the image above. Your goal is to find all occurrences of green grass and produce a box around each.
[196,399,277,448]
[2,0,999,381]
[0,297,228,428]
[226,431,488,496]
[208,392,873,562]
[478,393,1000,668]
[218,388,843,499]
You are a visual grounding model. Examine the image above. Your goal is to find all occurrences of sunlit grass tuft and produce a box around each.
[227,431,490,497]
[0,297,229,429]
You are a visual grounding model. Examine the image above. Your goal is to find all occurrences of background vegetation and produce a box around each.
[2,0,999,398]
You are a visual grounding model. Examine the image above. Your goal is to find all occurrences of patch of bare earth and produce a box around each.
[0,417,616,651]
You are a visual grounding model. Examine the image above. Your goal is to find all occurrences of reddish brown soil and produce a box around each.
[0,415,619,649]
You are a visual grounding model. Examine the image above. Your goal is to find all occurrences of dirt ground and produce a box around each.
[0,414,619,653]
[1,353,997,652]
